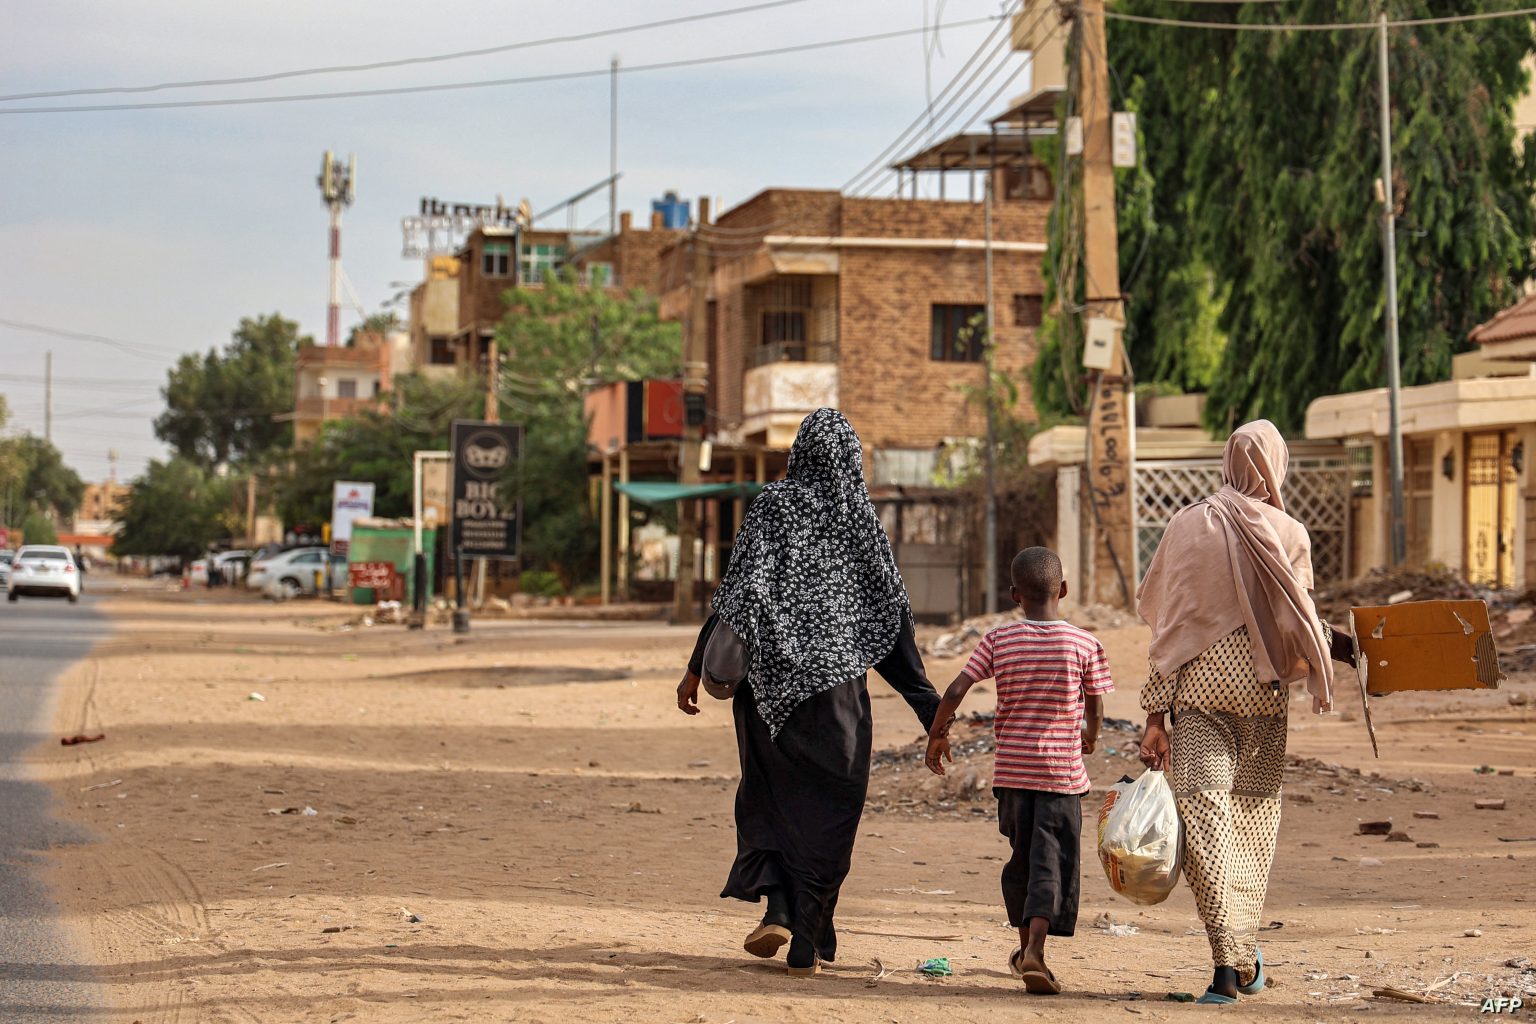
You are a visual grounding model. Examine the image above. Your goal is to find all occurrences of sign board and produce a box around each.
[450,420,523,559]
[1347,599,1504,759]
[400,196,526,258]
[330,481,376,558]
[422,459,450,528]
[348,561,398,590]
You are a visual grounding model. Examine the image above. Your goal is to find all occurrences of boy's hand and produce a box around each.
[924,733,952,776]
[676,672,701,716]
[1081,725,1097,755]
[1139,716,1170,771]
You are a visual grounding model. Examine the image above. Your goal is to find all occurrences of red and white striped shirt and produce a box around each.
[961,619,1114,795]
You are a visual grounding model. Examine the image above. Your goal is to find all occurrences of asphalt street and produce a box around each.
[0,584,109,1021]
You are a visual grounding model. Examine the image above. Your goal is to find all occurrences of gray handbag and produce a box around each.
[701,618,749,699]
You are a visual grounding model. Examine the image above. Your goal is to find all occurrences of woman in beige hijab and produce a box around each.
[1135,420,1351,1005]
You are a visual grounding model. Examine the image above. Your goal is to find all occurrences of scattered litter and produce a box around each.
[625,802,662,814]
[252,862,289,872]
[1412,810,1440,820]
[884,887,956,896]
[1260,921,1285,931]
[1463,928,1483,938]
[247,692,267,702]
[867,957,894,985]
[844,928,962,941]
[1357,820,1393,836]
[1497,768,1516,777]
[321,926,352,934]
[302,806,318,816]
[1359,857,1383,867]
[1416,842,1440,849]
[335,816,358,826]
[916,957,952,977]
[60,734,105,746]
[1385,831,1413,843]
[1165,992,1195,1003]
[1476,799,1507,810]
[1355,927,1398,935]
[1475,765,1496,775]
[1091,912,1140,937]
[1497,836,1536,843]
[399,908,423,923]
[1387,590,1414,605]
[80,779,122,792]
[686,760,711,769]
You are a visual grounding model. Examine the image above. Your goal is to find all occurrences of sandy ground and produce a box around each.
[25,585,1536,1022]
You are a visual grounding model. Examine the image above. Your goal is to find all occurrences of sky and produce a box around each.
[0,0,1021,483]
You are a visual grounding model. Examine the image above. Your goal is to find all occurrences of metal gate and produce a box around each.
[1133,456,1353,585]
[1464,431,1519,588]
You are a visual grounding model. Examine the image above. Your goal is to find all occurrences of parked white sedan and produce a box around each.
[7,545,82,603]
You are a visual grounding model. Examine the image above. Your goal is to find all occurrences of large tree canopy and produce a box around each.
[155,313,306,468]
[113,457,238,560]
[1034,0,1536,433]
[496,269,682,584]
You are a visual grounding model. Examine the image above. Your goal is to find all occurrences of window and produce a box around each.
[519,243,566,284]
[481,242,511,277]
[336,378,358,399]
[372,380,383,397]
[930,304,987,362]
[429,336,455,365]
[586,262,614,287]
[1012,293,1044,327]
[762,311,807,346]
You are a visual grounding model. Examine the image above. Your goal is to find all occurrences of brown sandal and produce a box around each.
[786,958,821,977]
[743,922,791,959]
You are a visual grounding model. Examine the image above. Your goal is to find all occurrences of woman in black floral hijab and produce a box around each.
[677,408,941,976]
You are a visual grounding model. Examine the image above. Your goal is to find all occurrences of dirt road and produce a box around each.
[22,587,1536,1021]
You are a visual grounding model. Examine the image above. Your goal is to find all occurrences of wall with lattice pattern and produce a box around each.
[1133,457,1352,585]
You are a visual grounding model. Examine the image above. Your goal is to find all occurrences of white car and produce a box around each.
[8,545,82,603]
[0,550,13,591]
[254,548,334,599]
[188,550,250,587]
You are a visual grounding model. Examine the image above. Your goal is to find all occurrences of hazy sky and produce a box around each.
[0,0,1019,482]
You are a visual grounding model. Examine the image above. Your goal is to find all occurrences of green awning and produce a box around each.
[614,481,765,506]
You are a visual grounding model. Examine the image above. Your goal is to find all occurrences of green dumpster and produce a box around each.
[346,521,437,606]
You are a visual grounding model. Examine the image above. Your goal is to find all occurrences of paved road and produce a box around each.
[0,585,111,1021]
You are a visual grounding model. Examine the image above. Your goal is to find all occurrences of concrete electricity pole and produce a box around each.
[673,199,711,622]
[1376,11,1407,566]
[1078,0,1135,607]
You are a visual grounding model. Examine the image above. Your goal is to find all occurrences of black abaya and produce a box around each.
[689,609,939,961]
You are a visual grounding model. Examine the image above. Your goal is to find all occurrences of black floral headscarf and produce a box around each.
[712,408,910,737]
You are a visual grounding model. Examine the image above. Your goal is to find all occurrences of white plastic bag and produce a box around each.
[1097,771,1182,905]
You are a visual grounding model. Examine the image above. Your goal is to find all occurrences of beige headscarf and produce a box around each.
[1136,420,1334,713]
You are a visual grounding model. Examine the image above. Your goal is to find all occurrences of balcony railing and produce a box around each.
[294,396,381,419]
[747,341,838,369]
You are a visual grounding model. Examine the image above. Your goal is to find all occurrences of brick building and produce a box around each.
[407,255,461,376]
[657,187,1050,482]
[290,331,410,444]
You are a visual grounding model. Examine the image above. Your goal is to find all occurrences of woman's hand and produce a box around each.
[676,672,702,716]
[1139,713,1170,772]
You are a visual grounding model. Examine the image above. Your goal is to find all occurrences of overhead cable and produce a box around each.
[1101,5,1536,31]
[0,16,1005,115]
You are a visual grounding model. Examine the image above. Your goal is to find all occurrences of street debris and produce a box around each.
[867,957,893,985]
[247,692,267,702]
[1358,820,1393,835]
[915,957,953,977]
[60,734,105,746]
[252,862,289,872]
[399,908,423,923]
[80,779,122,792]
[1476,799,1508,810]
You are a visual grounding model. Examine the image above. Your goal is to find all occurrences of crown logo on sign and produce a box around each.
[465,444,508,469]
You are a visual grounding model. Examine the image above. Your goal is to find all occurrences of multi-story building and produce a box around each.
[407,255,461,377]
[291,331,411,444]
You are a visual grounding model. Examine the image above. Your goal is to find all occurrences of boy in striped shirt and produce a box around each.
[924,547,1113,995]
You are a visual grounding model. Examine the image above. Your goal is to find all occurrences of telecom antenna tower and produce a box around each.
[317,151,357,347]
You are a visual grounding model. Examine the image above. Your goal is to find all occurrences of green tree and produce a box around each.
[20,508,58,546]
[348,311,402,346]
[1035,0,1535,433]
[155,313,306,468]
[113,457,239,560]
[10,435,85,523]
[274,372,483,528]
[495,269,682,584]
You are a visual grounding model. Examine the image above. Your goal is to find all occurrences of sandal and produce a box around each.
[1196,990,1238,1005]
[1237,948,1265,996]
[786,958,821,977]
[743,922,791,959]
[1009,948,1061,995]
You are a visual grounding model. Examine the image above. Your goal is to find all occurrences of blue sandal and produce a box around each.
[1196,990,1237,1005]
[1238,948,1265,996]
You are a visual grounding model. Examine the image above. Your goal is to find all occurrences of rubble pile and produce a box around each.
[921,604,1139,658]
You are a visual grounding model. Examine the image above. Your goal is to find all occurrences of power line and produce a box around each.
[0,0,816,103]
[0,317,182,359]
[1101,5,1536,31]
[842,2,1021,194]
[0,16,1005,115]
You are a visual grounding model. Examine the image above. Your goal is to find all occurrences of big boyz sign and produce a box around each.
[450,420,523,559]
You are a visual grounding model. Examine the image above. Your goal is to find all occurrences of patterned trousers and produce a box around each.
[1170,706,1287,971]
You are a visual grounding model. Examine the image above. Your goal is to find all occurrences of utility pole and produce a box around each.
[674,199,711,622]
[317,151,357,347]
[610,56,620,237]
[1377,10,1407,566]
[1078,0,1135,607]
[44,351,53,443]
[983,131,999,615]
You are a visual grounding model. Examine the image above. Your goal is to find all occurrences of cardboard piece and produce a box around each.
[1348,600,1505,697]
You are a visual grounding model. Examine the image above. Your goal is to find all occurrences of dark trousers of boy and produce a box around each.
[995,787,1081,936]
